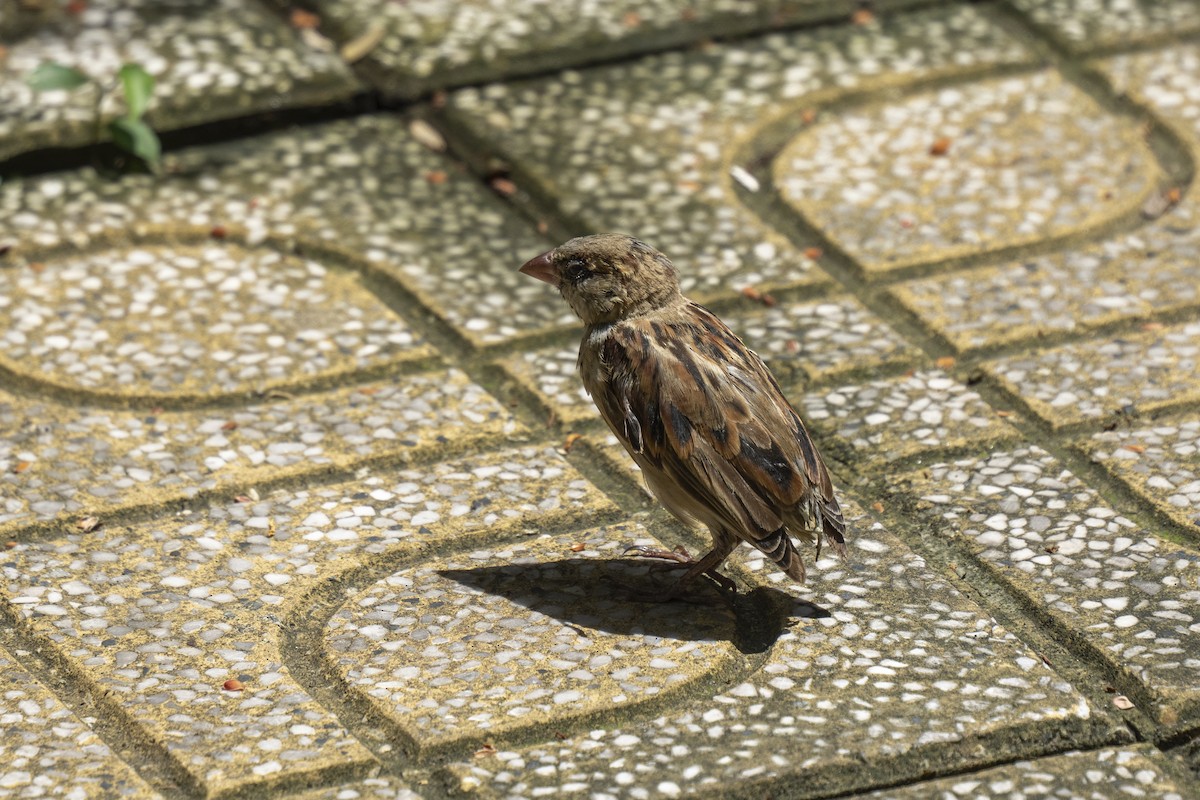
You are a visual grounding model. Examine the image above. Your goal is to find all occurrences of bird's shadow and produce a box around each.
[438,557,830,655]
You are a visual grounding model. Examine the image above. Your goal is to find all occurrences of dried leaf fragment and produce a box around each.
[1121,444,1146,454]
[290,9,320,29]
[13,461,31,474]
[935,356,956,369]
[490,177,517,197]
[570,542,586,552]
[223,679,245,692]
[340,21,386,64]
[803,247,822,260]
[563,433,583,453]
[929,137,952,156]
[474,743,497,758]
[1141,186,1181,219]
[870,501,884,513]
[409,119,446,152]
[1113,695,1134,710]
[221,420,238,431]
[75,516,101,533]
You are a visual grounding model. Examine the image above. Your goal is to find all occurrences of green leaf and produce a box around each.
[26,62,90,92]
[118,63,155,120]
[109,117,161,169]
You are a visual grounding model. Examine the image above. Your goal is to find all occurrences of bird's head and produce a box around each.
[519,233,682,325]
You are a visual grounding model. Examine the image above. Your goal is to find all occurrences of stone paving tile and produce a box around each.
[0,0,358,162]
[297,0,935,98]
[501,345,595,427]
[892,44,1200,353]
[983,320,1200,430]
[437,502,1105,797]
[0,115,567,347]
[325,521,739,752]
[801,369,1019,466]
[1,445,614,796]
[0,646,159,799]
[903,445,1200,725]
[720,294,918,385]
[0,368,521,534]
[891,243,1200,354]
[502,294,917,429]
[291,776,420,800]
[777,69,1158,273]
[446,5,1032,301]
[1083,418,1200,532]
[846,745,1187,800]
[1009,0,1200,53]
[0,243,432,398]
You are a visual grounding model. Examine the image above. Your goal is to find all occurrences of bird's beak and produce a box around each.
[518,250,560,287]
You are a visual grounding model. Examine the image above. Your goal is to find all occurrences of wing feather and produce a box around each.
[580,303,846,559]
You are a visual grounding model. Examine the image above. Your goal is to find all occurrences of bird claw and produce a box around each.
[622,543,693,564]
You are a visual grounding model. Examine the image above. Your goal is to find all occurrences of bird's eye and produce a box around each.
[562,258,591,284]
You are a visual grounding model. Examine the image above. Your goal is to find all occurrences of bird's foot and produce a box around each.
[622,543,693,564]
[619,544,739,600]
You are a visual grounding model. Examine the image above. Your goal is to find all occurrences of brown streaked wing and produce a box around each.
[581,303,843,548]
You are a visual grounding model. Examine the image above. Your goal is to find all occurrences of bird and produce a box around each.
[519,233,846,598]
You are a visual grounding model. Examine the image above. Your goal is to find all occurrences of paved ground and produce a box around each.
[2,1,1200,798]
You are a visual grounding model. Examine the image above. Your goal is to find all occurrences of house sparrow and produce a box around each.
[520,233,846,596]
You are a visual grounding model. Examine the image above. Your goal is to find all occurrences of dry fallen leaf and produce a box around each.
[340,21,386,64]
[4,542,16,550]
[935,356,956,369]
[929,137,952,156]
[13,461,31,474]
[1113,695,1134,710]
[563,433,583,453]
[1121,444,1146,454]
[234,495,253,504]
[409,120,446,152]
[75,517,101,533]
[474,743,497,758]
[223,679,245,692]
[1141,186,1181,219]
[490,177,517,197]
[221,420,238,431]
[290,9,320,29]
[871,501,884,513]
[996,410,1012,418]
[741,286,762,302]
[803,247,823,260]
[570,542,586,552]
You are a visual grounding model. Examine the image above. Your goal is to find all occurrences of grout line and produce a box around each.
[0,606,201,799]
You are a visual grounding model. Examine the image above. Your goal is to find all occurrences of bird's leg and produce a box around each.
[621,537,738,601]
[622,543,693,563]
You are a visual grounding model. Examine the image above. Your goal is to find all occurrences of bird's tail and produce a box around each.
[819,497,848,561]
[756,527,807,584]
